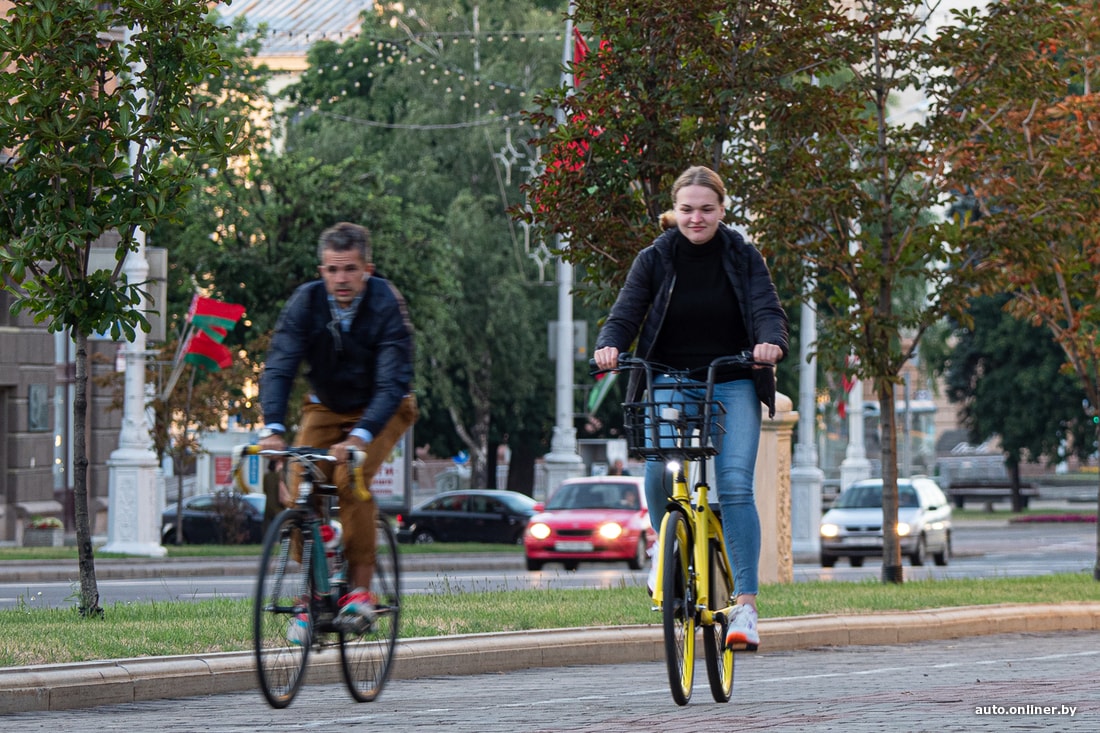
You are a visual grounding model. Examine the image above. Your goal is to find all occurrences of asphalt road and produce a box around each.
[2,519,1094,609]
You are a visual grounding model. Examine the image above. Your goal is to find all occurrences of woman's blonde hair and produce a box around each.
[659,165,726,229]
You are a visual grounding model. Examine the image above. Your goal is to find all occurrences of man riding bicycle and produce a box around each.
[258,221,417,631]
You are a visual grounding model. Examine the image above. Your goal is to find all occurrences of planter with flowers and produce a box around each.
[24,516,64,547]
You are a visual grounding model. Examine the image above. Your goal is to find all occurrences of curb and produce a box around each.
[3,601,1099,714]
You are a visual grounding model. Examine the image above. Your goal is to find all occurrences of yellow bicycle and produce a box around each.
[596,352,762,706]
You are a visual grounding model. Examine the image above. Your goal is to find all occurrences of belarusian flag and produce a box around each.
[184,330,233,371]
[188,295,245,341]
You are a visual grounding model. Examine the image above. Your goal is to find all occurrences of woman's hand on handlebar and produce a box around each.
[752,342,783,367]
[593,346,620,371]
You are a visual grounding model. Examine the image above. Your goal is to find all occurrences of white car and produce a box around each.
[819,477,952,568]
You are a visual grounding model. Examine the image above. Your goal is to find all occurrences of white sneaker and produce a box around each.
[724,604,760,649]
[646,544,657,596]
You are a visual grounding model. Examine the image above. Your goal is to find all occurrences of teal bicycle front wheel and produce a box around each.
[254,509,313,709]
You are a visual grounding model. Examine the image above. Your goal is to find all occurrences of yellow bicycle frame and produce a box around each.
[651,460,734,627]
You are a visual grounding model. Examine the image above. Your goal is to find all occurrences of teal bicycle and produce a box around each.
[233,445,400,708]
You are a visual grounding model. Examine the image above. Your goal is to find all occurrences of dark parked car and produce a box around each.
[395,489,538,544]
[161,492,266,545]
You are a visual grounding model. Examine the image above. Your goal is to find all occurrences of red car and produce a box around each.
[524,476,653,571]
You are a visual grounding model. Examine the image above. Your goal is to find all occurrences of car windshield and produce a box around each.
[835,484,920,509]
[546,483,640,510]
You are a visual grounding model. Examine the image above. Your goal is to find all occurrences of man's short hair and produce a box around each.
[318,222,371,262]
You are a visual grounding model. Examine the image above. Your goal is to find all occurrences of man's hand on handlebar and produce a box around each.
[331,435,368,464]
[259,432,287,452]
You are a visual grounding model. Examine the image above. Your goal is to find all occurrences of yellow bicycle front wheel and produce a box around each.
[660,508,695,706]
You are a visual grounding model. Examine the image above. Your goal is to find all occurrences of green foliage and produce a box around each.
[0,0,250,336]
[932,295,1091,468]
[265,1,565,481]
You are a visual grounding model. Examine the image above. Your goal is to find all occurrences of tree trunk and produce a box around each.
[1007,461,1026,513]
[1093,420,1100,582]
[72,331,102,617]
[507,442,538,498]
[877,378,903,584]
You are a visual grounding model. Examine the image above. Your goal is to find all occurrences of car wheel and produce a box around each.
[162,529,177,545]
[627,537,646,570]
[525,557,543,571]
[933,533,950,566]
[849,556,864,567]
[412,529,435,545]
[820,553,837,568]
[563,561,579,571]
[910,535,927,566]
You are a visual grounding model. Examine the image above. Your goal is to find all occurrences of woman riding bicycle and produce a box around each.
[593,165,788,649]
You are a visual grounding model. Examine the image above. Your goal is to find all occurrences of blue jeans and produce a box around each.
[643,377,761,597]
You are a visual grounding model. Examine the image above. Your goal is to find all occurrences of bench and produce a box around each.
[945,482,1038,511]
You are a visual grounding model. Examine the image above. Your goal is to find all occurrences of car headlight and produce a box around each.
[820,523,839,538]
[598,522,624,540]
[896,522,911,536]
[528,523,551,540]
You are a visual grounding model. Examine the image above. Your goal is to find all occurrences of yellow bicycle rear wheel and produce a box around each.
[703,537,735,702]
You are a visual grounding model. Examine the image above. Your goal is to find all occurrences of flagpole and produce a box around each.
[160,323,193,402]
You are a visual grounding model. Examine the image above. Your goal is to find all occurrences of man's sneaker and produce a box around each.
[724,603,760,649]
[336,587,376,633]
[287,613,310,645]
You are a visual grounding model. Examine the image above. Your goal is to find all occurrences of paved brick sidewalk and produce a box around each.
[2,630,1096,731]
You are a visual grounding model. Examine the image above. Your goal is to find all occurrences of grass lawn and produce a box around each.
[1,571,1097,668]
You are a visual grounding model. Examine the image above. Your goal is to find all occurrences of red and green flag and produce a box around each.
[184,330,233,372]
[187,295,245,342]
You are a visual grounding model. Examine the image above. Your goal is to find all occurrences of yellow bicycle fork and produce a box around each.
[651,464,734,628]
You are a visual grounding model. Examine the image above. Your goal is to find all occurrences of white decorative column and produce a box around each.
[790,298,824,562]
[839,372,872,492]
[102,227,165,557]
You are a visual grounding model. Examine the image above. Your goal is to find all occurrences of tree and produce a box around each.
[931,295,1092,510]
[943,1,1100,578]
[276,1,565,488]
[0,1,250,616]
[525,0,1058,583]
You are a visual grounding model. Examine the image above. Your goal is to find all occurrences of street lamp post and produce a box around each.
[539,3,584,497]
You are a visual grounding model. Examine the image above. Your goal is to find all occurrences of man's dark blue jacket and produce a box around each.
[260,276,414,437]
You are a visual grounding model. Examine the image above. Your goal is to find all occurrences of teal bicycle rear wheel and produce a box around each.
[340,515,401,702]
